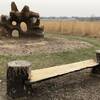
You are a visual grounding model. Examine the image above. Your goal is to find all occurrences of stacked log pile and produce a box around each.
[0,2,44,37]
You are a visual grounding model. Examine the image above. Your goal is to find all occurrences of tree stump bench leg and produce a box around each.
[92,50,100,74]
[7,60,31,98]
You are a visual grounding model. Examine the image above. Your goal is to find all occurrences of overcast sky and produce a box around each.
[0,0,100,17]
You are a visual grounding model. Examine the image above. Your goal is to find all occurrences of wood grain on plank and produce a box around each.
[30,59,98,83]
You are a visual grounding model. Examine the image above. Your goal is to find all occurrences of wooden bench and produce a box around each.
[6,50,100,98]
[30,59,98,83]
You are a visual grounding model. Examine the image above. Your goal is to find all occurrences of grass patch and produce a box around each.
[0,33,100,77]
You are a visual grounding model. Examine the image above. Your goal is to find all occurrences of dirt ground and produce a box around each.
[0,37,92,55]
[0,68,100,100]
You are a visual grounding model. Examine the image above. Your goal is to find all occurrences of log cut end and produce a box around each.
[8,60,31,68]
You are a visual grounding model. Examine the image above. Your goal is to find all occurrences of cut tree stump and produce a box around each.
[96,50,100,63]
[7,60,31,98]
[92,50,100,74]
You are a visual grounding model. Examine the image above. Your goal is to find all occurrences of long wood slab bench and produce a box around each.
[30,59,98,83]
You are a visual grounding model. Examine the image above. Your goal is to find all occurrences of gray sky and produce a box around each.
[0,0,100,17]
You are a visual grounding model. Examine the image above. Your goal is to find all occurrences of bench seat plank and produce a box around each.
[30,59,98,83]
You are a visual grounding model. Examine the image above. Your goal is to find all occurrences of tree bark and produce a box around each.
[92,50,100,74]
[7,60,31,98]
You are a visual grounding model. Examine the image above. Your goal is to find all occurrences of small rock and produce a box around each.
[0,80,2,83]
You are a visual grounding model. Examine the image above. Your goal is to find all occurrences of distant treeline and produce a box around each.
[41,16,100,21]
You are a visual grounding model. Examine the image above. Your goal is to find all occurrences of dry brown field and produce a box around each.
[41,20,100,37]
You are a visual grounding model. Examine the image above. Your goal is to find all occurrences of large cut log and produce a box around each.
[21,5,30,17]
[7,60,31,98]
[11,2,18,12]
[30,11,39,18]
[21,5,30,13]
